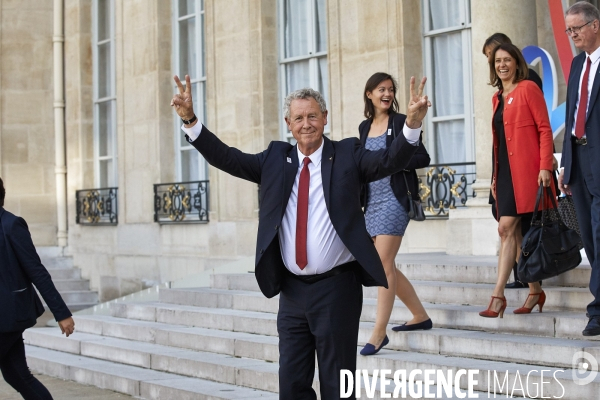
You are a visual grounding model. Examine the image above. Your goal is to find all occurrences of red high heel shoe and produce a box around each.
[513,291,546,314]
[479,296,507,318]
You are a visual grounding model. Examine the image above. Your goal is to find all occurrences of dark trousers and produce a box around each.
[277,268,362,400]
[0,331,53,400]
[570,142,600,317]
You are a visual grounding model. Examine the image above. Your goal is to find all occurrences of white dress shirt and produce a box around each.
[182,122,421,275]
[572,46,600,137]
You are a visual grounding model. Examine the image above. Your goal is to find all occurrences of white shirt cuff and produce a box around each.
[403,123,421,144]
[181,123,203,142]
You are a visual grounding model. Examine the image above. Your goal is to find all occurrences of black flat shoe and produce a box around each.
[360,335,389,356]
[391,318,433,332]
[583,317,600,336]
[505,280,528,289]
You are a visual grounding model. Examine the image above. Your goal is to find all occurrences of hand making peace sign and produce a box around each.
[171,74,195,122]
[405,76,432,129]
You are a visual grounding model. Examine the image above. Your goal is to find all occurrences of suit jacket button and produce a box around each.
[274,225,279,230]
[508,138,511,141]
[509,152,513,156]
[260,249,264,254]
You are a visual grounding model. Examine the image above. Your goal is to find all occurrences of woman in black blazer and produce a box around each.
[358,73,432,356]
[0,177,74,399]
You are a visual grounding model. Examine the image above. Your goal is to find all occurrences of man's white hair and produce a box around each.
[283,88,327,119]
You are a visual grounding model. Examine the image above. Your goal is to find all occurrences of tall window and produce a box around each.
[92,0,117,187]
[422,0,474,164]
[173,0,207,181]
[278,0,328,141]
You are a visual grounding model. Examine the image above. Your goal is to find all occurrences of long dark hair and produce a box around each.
[363,72,399,119]
[488,43,529,90]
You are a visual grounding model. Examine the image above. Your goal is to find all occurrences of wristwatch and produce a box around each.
[181,114,197,125]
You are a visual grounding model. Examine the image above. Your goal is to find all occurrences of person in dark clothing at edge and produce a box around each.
[0,177,75,400]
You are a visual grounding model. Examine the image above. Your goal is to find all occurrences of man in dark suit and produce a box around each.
[558,1,600,336]
[0,177,74,398]
[171,74,430,399]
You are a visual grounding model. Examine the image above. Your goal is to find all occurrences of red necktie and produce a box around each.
[575,57,592,139]
[296,157,311,270]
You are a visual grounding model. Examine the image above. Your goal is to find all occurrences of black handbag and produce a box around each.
[517,185,583,283]
[402,172,426,221]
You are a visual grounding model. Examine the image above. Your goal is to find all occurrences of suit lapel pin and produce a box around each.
[387,129,392,135]
[286,157,291,163]
[508,97,514,104]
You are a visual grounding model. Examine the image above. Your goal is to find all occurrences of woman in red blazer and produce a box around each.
[479,43,555,318]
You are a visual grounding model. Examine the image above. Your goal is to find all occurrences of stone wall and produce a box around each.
[0,0,58,245]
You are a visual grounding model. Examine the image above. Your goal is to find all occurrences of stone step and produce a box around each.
[106,299,597,341]
[209,275,594,310]
[210,269,592,301]
[30,312,599,372]
[27,321,281,362]
[161,283,591,315]
[157,286,594,338]
[24,333,600,399]
[53,278,91,291]
[41,256,74,269]
[397,261,591,288]
[47,267,82,280]
[24,345,278,399]
[370,281,593,311]
[54,290,98,304]
[108,302,278,337]
[24,328,280,392]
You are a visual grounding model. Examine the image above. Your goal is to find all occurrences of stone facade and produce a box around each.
[0,0,584,299]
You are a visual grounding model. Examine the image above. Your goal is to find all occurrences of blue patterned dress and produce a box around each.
[364,133,410,237]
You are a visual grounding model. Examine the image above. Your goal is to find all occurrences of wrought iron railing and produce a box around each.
[417,162,476,218]
[75,187,118,225]
[154,180,209,224]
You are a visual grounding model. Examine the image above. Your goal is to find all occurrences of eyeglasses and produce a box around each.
[565,20,594,35]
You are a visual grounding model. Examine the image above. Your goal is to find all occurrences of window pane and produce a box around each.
[200,12,205,76]
[428,0,461,30]
[98,101,113,157]
[181,149,200,181]
[97,0,110,41]
[178,0,195,17]
[431,32,464,117]
[318,57,328,108]
[284,0,310,58]
[315,0,327,52]
[99,159,113,188]
[285,60,310,93]
[179,18,196,77]
[434,120,465,163]
[193,82,206,124]
[98,42,111,98]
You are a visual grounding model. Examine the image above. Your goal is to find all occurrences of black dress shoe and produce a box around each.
[392,318,433,332]
[582,317,600,336]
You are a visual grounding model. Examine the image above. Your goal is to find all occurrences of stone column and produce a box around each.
[447,0,538,255]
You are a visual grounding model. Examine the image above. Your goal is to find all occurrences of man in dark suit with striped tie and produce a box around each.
[558,1,600,336]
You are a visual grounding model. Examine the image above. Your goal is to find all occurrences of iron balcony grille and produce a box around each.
[75,187,118,225]
[417,162,477,219]
[154,180,209,224]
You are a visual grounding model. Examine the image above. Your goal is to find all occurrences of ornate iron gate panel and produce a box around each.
[75,188,118,225]
[154,181,209,224]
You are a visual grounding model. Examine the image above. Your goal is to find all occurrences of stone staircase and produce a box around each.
[21,253,600,399]
[37,247,99,312]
